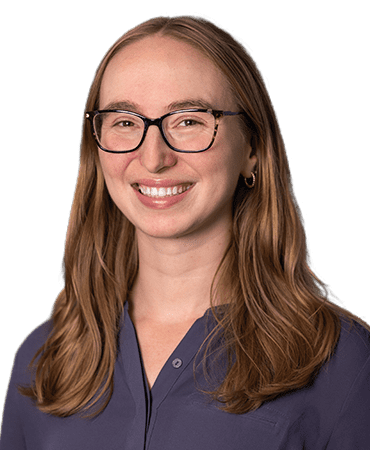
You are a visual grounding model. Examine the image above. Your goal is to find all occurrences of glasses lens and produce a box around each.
[163,111,215,152]
[94,112,144,152]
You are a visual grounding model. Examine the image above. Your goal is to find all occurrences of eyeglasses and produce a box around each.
[85,108,245,153]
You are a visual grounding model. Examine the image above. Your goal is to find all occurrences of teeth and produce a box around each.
[138,184,192,198]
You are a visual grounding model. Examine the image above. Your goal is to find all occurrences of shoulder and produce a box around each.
[12,320,53,383]
[264,317,370,446]
[306,315,370,415]
[315,317,370,445]
[330,312,370,390]
[314,316,370,393]
[332,316,370,370]
[17,320,53,358]
[340,314,370,342]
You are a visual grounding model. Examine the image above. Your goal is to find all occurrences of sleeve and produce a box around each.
[0,352,27,450]
[326,353,370,449]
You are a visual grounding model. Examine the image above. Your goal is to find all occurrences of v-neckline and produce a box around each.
[120,302,212,405]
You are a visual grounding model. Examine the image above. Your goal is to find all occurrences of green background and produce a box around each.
[0,0,370,412]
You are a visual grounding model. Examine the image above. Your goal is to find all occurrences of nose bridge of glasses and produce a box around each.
[139,115,178,171]
[143,116,168,144]
[144,115,164,129]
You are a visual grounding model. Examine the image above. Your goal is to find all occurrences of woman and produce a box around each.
[1,16,369,449]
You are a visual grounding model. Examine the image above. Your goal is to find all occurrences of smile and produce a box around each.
[134,183,193,198]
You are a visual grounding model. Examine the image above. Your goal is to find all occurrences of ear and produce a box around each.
[241,136,258,179]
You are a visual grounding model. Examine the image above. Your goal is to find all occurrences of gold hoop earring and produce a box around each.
[244,172,256,188]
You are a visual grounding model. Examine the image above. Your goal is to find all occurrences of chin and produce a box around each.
[135,224,192,240]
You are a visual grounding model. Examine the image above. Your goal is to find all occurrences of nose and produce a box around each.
[138,124,177,173]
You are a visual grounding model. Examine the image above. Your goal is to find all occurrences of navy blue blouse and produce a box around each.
[1,304,370,449]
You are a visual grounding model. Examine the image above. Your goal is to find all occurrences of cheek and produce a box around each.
[99,152,137,180]
[196,150,243,206]
[207,140,246,187]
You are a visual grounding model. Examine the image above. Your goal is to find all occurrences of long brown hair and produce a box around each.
[20,16,363,417]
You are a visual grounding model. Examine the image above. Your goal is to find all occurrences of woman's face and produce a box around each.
[98,35,256,241]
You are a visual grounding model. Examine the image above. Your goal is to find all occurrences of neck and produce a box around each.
[129,227,230,324]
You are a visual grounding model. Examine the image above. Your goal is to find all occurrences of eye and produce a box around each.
[165,111,213,137]
[114,120,135,127]
[106,113,143,130]
[178,118,201,127]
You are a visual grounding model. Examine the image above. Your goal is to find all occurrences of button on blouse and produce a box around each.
[171,358,183,369]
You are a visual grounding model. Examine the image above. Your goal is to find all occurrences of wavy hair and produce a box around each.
[20,16,361,417]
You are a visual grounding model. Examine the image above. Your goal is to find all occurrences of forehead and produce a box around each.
[99,35,235,112]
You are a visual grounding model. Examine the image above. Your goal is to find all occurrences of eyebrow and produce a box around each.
[167,99,214,111]
[100,101,141,112]
[100,98,215,114]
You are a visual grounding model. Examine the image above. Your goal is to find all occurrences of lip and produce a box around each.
[132,178,193,187]
[131,179,194,209]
